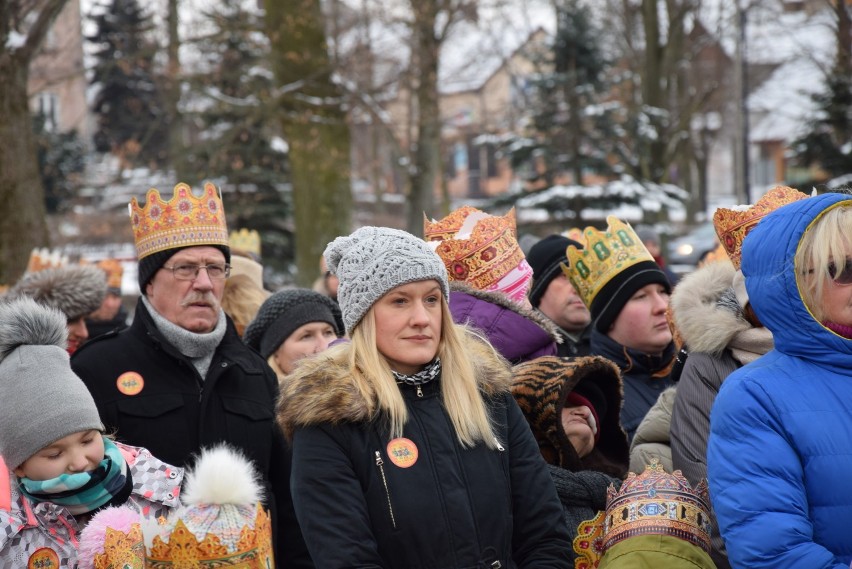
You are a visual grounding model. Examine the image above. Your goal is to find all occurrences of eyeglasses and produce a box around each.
[161,263,231,281]
[828,258,852,286]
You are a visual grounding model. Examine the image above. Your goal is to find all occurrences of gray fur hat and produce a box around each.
[0,297,103,469]
[244,288,344,358]
[10,264,107,320]
[324,227,449,334]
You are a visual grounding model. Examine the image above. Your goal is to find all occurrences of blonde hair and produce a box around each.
[221,274,270,337]
[267,354,286,381]
[348,297,499,449]
[795,203,852,322]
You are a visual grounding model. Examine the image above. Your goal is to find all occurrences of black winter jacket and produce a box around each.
[71,301,312,568]
[277,336,572,569]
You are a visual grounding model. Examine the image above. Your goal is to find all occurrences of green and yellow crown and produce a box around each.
[129,182,229,260]
[561,216,655,309]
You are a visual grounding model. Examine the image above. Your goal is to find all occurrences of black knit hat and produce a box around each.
[591,261,671,333]
[527,235,584,307]
[137,245,231,290]
[243,289,343,358]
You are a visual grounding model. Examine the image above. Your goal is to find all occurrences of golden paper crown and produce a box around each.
[562,216,655,309]
[26,247,69,273]
[94,523,145,569]
[603,460,712,553]
[96,259,124,291]
[573,510,607,569]
[129,182,229,260]
[425,207,524,290]
[229,228,261,258]
[712,185,806,269]
[146,503,274,568]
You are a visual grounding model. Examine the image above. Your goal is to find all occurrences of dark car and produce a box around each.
[667,222,719,275]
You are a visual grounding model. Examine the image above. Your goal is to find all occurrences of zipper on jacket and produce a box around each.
[416,385,423,398]
[494,438,504,452]
[374,451,397,529]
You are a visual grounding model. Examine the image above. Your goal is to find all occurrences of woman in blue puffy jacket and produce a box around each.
[708,192,852,568]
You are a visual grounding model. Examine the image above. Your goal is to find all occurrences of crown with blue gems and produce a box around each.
[561,216,655,309]
[129,182,229,260]
[603,459,711,553]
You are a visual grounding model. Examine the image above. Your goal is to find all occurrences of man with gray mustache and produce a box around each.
[71,182,313,568]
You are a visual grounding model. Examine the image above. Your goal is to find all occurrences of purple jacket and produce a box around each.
[449,284,559,364]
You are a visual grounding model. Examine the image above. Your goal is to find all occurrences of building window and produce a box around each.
[36,92,60,132]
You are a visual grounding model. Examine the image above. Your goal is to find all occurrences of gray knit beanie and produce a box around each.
[324,227,449,334]
[244,289,343,358]
[10,264,107,320]
[0,297,103,469]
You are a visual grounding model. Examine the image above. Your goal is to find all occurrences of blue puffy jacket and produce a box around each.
[708,192,852,569]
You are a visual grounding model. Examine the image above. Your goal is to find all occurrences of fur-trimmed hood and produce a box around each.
[276,330,513,440]
[9,265,106,320]
[671,260,750,356]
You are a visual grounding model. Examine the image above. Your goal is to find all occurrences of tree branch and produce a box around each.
[19,0,69,62]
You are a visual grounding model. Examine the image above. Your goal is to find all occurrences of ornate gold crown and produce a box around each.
[573,510,607,569]
[713,185,806,269]
[603,460,711,553]
[96,259,124,291]
[128,182,229,260]
[146,503,274,568]
[229,228,261,258]
[93,522,145,569]
[561,216,654,309]
[425,207,524,291]
[26,247,69,273]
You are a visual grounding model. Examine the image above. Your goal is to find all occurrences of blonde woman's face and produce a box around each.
[820,256,852,327]
[373,280,443,375]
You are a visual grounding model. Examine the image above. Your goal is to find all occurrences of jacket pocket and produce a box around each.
[221,397,274,471]
[117,393,184,418]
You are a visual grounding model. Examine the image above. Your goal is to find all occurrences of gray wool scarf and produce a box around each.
[141,296,226,379]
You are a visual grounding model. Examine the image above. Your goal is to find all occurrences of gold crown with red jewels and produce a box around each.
[713,185,806,269]
[424,207,524,290]
[561,216,655,309]
[128,182,229,260]
[146,503,274,568]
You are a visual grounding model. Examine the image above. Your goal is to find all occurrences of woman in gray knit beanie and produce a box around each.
[275,226,570,568]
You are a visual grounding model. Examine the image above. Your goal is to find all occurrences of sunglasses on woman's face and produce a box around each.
[828,258,852,285]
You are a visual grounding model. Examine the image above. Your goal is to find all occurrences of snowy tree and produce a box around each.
[33,115,86,214]
[88,0,168,170]
[792,0,852,178]
[184,1,293,278]
[0,0,64,283]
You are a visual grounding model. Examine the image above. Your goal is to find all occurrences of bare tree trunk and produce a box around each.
[406,0,442,235]
[166,0,186,180]
[0,0,66,284]
[265,0,352,288]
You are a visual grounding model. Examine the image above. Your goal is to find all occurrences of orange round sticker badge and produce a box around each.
[28,547,60,569]
[386,438,418,468]
[116,372,144,396]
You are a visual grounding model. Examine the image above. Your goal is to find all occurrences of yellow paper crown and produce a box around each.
[562,216,655,309]
[94,523,145,569]
[96,259,124,290]
[229,228,261,258]
[128,182,229,260]
[26,247,69,273]
[425,207,524,290]
[572,510,607,569]
[712,185,806,269]
[146,503,274,568]
[603,460,712,553]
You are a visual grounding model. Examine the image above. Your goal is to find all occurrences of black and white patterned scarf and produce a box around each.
[393,358,441,386]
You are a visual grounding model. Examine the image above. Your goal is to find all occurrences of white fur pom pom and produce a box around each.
[181,445,263,506]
